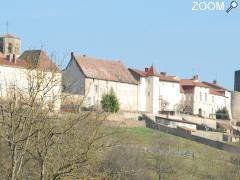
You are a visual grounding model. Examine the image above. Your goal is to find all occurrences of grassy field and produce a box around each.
[116,127,240,180]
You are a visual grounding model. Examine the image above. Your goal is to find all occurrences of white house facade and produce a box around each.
[129,66,182,114]
[63,53,139,111]
[180,76,232,119]
[0,37,62,111]
[63,54,232,119]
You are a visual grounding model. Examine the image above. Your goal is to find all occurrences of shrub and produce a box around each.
[101,88,120,112]
[216,107,230,120]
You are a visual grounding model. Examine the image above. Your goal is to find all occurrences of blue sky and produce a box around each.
[1,0,240,89]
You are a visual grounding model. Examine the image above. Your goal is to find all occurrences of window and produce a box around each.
[212,96,215,103]
[200,92,202,101]
[8,43,13,53]
[205,92,207,102]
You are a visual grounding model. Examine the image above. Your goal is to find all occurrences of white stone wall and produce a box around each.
[85,78,138,111]
[138,77,147,112]
[136,76,182,114]
[0,65,61,111]
[147,76,159,114]
[159,81,181,111]
[191,86,231,119]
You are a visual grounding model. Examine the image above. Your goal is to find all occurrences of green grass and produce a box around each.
[118,127,240,179]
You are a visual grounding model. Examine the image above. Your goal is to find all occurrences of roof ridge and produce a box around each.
[72,53,138,85]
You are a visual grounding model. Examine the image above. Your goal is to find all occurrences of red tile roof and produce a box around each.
[72,54,138,85]
[180,79,209,88]
[128,68,179,83]
[0,50,59,71]
[209,89,226,97]
[0,57,28,68]
[146,65,158,76]
[180,79,227,97]
[0,34,20,39]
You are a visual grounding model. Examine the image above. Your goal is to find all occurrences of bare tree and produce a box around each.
[0,53,118,180]
[160,99,169,112]
[177,97,192,114]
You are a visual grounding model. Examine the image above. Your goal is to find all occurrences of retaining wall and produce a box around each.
[143,114,240,154]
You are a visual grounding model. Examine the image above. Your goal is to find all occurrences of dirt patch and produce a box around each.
[105,112,145,127]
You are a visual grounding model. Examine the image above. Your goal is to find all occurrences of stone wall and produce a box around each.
[143,114,240,154]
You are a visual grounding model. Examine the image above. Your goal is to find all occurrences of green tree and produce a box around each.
[101,88,120,113]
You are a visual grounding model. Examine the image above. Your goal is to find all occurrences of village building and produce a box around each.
[0,34,62,111]
[129,66,182,114]
[180,76,232,119]
[63,53,139,111]
[63,54,232,119]
[0,34,21,57]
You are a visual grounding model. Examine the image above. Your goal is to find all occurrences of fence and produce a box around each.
[143,114,240,154]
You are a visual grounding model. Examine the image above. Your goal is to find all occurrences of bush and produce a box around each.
[101,89,120,112]
[216,107,230,120]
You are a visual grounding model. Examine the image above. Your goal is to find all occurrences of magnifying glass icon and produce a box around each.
[226,1,238,13]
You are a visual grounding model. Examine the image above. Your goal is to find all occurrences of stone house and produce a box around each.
[0,34,62,111]
[180,76,232,119]
[129,66,182,114]
[63,53,139,111]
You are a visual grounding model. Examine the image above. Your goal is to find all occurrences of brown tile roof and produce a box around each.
[0,50,59,71]
[19,50,59,71]
[180,79,227,97]
[129,68,147,77]
[180,79,209,88]
[203,81,230,92]
[159,75,179,82]
[0,34,20,39]
[72,53,138,85]
[0,57,28,68]
[128,67,179,83]
[209,89,226,97]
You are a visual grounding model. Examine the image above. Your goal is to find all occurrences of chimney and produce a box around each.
[160,72,166,76]
[192,75,199,81]
[71,52,74,59]
[145,68,149,72]
[213,80,217,84]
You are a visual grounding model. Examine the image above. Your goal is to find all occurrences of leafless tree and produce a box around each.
[160,99,169,112]
[177,97,192,114]
[0,54,118,180]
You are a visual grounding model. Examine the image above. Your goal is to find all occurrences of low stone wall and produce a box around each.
[180,114,217,129]
[143,114,240,154]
